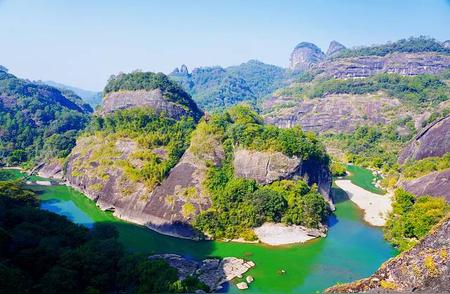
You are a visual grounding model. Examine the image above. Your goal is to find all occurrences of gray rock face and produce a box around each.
[326,41,346,57]
[233,149,333,206]
[233,149,302,185]
[312,52,450,79]
[99,89,191,120]
[65,136,222,239]
[326,215,450,293]
[289,42,325,71]
[36,160,63,179]
[263,93,404,133]
[149,254,255,291]
[402,169,450,202]
[398,116,450,164]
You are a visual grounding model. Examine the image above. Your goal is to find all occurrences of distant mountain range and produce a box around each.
[40,80,102,108]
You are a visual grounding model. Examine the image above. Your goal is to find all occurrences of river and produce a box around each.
[1,168,396,293]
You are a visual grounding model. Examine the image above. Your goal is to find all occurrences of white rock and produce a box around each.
[35,180,52,186]
[236,282,248,290]
[246,276,254,283]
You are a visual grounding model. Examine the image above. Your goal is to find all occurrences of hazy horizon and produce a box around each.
[1,0,449,91]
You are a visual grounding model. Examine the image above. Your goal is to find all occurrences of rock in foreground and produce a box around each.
[149,254,255,291]
[326,214,450,293]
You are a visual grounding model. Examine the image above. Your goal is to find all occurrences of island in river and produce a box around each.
[1,167,396,293]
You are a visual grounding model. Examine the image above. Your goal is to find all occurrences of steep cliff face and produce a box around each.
[233,149,333,207]
[326,214,450,293]
[398,116,450,164]
[289,42,325,71]
[99,89,195,120]
[311,52,450,79]
[66,135,222,238]
[263,93,406,133]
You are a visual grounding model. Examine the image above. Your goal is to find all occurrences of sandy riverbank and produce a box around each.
[335,180,392,226]
[254,222,325,246]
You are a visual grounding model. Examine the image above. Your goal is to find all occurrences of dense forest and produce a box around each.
[0,180,207,293]
[0,67,92,167]
[192,105,330,239]
[170,60,289,111]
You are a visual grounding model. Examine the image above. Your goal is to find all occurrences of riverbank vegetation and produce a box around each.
[384,189,449,251]
[194,105,329,240]
[0,180,208,293]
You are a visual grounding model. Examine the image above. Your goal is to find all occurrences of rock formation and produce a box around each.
[66,135,222,238]
[99,89,196,120]
[402,169,450,202]
[149,254,255,291]
[289,42,325,71]
[263,93,406,133]
[398,116,450,164]
[326,40,346,57]
[326,214,450,293]
[311,52,450,79]
[233,149,333,207]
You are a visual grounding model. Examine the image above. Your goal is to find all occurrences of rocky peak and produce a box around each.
[326,40,346,57]
[180,64,189,74]
[0,65,8,73]
[442,40,450,49]
[289,42,325,71]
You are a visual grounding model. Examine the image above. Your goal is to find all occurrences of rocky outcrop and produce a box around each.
[233,149,301,184]
[326,41,346,57]
[326,214,450,293]
[98,89,194,120]
[311,52,450,79]
[233,149,333,206]
[263,93,406,133]
[402,169,450,202]
[398,116,450,163]
[65,134,223,239]
[149,254,255,291]
[35,160,64,179]
[289,42,325,71]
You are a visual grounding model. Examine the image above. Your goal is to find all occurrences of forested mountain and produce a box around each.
[41,80,102,108]
[170,60,289,111]
[0,67,92,166]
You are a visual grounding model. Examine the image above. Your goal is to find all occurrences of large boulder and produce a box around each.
[233,149,332,206]
[398,116,450,164]
[401,169,450,202]
[289,42,325,71]
[326,214,450,293]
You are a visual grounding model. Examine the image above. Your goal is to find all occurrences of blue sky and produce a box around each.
[0,0,449,90]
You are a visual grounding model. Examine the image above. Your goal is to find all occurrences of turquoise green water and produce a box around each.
[2,168,396,293]
[345,165,385,195]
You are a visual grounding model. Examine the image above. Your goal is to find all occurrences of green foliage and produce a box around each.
[0,181,207,293]
[401,153,450,179]
[335,36,450,58]
[308,73,449,107]
[81,108,196,189]
[170,60,288,111]
[194,106,329,239]
[0,69,91,166]
[331,161,347,177]
[384,189,449,251]
[104,71,202,120]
